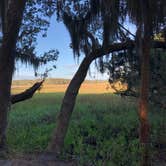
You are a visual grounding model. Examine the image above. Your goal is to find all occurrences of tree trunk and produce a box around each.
[48,56,94,153]
[138,36,150,166]
[138,1,152,165]
[0,0,26,151]
[0,55,13,150]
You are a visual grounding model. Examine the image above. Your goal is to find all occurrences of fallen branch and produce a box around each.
[11,80,44,104]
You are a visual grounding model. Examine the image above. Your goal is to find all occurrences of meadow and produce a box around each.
[8,92,166,165]
[11,79,126,94]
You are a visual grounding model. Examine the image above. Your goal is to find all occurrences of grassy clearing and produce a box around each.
[8,93,165,165]
[11,79,126,94]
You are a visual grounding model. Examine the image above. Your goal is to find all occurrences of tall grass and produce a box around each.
[7,93,165,165]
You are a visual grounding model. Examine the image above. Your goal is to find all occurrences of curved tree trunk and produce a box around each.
[48,55,94,153]
[0,0,26,151]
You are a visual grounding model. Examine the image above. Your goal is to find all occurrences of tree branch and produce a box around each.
[11,80,44,104]
[86,31,100,50]
[118,23,136,38]
[91,40,166,59]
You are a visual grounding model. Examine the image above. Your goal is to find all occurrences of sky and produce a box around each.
[14,15,108,80]
[13,15,135,80]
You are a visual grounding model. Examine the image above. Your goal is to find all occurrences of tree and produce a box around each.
[48,1,166,160]
[0,0,27,151]
[0,0,58,151]
[103,43,166,109]
[122,1,165,165]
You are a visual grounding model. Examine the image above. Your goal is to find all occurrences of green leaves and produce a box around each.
[14,0,58,70]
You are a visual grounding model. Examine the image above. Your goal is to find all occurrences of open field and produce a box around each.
[11,79,126,94]
[8,93,166,165]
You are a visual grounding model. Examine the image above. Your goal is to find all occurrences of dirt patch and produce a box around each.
[0,160,76,166]
[0,152,77,166]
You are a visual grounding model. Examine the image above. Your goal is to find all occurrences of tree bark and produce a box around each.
[138,36,150,144]
[138,35,151,166]
[138,1,152,165]
[48,55,94,153]
[0,0,26,151]
[0,66,11,148]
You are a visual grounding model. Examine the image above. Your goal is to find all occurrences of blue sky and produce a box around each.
[14,15,135,80]
[14,15,108,80]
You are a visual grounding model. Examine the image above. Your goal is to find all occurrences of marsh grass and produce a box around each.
[7,93,165,165]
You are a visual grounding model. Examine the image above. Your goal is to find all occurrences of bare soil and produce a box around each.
[0,152,77,166]
[0,160,76,166]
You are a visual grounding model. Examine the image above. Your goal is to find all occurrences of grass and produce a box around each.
[11,79,126,94]
[7,93,166,165]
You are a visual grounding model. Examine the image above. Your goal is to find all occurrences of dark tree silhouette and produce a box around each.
[0,0,58,151]
[48,2,166,164]
[0,0,27,151]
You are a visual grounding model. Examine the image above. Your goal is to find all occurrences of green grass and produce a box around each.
[7,93,166,165]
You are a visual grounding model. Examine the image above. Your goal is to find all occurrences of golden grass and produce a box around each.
[11,80,127,94]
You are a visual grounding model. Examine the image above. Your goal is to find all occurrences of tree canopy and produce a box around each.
[0,0,58,71]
